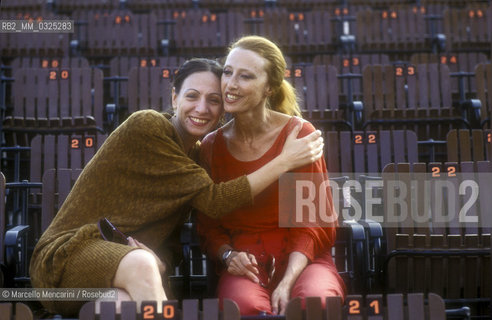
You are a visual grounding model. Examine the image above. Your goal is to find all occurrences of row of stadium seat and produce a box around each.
[1,293,450,319]
[0,5,491,58]
[2,127,491,196]
[0,0,486,11]
[1,157,490,317]
[2,62,491,146]
[1,128,490,252]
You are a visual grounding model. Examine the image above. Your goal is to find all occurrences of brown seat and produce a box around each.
[41,168,82,232]
[0,11,70,58]
[0,303,33,320]
[355,7,428,56]
[288,294,446,320]
[381,161,491,317]
[314,53,390,75]
[242,7,289,50]
[127,66,175,115]
[0,172,6,265]
[325,129,419,176]
[287,65,351,129]
[0,0,44,10]
[446,129,492,162]
[109,55,186,123]
[80,299,240,320]
[72,9,157,57]
[126,0,192,11]
[286,64,348,130]
[172,9,213,55]
[362,63,464,142]
[323,129,418,238]
[3,67,104,147]
[443,5,490,52]
[411,52,488,104]
[23,133,105,245]
[313,55,390,118]
[475,63,492,129]
[155,9,246,56]
[9,56,90,77]
[29,132,107,200]
[284,10,334,55]
[47,0,120,12]
[78,294,446,320]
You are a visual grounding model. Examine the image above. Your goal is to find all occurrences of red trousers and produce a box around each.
[216,230,346,315]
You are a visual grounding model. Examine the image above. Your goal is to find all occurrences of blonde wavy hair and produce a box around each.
[228,35,301,117]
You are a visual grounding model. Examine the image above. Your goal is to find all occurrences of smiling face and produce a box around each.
[172,71,223,140]
[222,48,271,114]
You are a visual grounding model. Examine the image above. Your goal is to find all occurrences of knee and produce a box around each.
[218,282,271,315]
[291,279,344,300]
[222,293,270,316]
[114,249,162,286]
[125,249,161,273]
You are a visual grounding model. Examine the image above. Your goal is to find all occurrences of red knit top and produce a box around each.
[197,117,337,262]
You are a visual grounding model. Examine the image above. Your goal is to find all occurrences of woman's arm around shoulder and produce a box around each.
[191,124,324,218]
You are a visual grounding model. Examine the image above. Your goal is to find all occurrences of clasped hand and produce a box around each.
[225,251,290,315]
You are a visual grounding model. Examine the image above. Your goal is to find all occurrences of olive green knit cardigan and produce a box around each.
[30,110,252,295]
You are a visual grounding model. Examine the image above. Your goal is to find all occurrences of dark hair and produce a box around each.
[172,58,223,94]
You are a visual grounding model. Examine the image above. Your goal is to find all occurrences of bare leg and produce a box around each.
[112,249,167,312]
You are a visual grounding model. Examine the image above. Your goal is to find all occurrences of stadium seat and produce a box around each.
[29,132,107,197]
[40,168,82,232]
[324,130,419,175]
[125,0,192,11]
[313,53,390,105]
[355,7,429,57]
[380,161,491,317]
[0,172,6,269]
[247,8,335,57]
[0,11,71,58]
[1,176,42,288]
[0,168,79,289]
[9,56,90,77]
[446,129,492,162]
[286,64,351,130]
[411,52,488,108]
[284,10,334,56]
[216,10,247,53]
[314,53,390,75]
[0,0,45,10]
[3,67,104,147]
[475,63,492,129]
[324,129,417,276]
[442,5,490,53]
[108,55,185,125]
[71,10,158,57]
[77,293,447,319]
[172,8,211,54]
[51,0,121,13]
[127,66,175,114]
[156,8,243,56]
[5,57,91,125]
[0,302,33,320]
[155,9,247,56]
[361,63,467,141]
